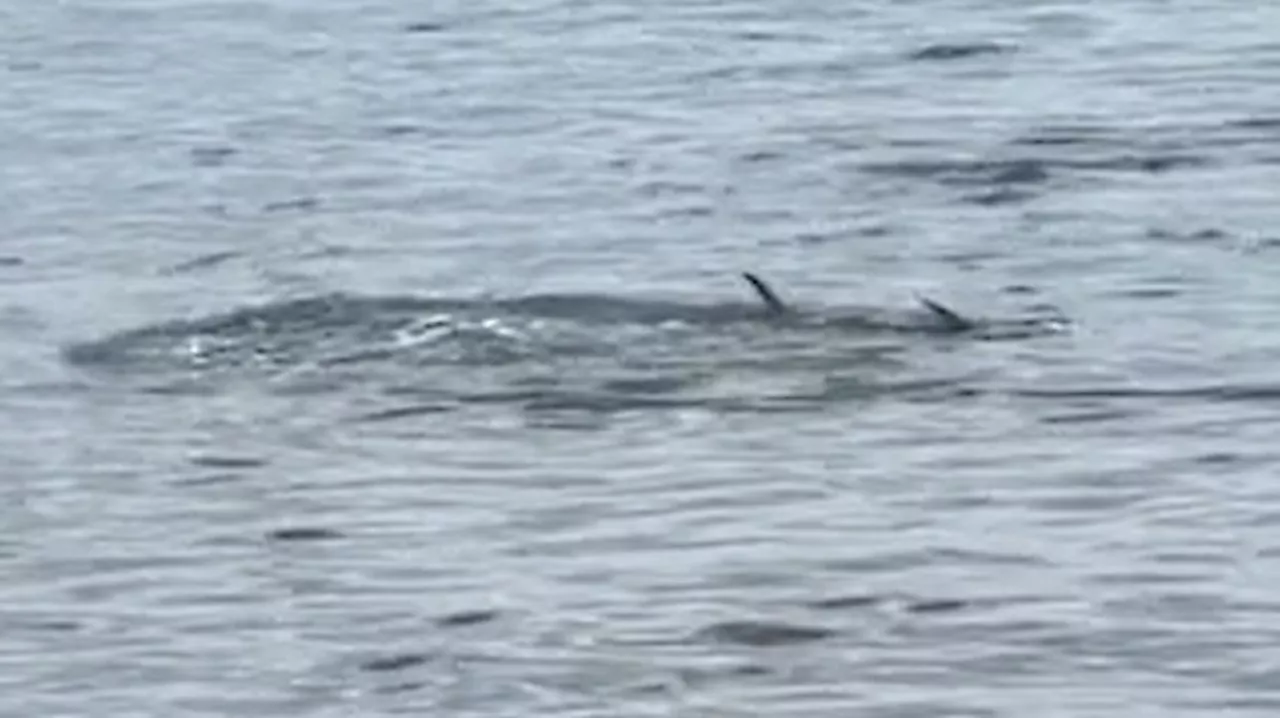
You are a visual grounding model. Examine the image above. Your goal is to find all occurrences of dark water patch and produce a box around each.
[808,594,882,611]
[266,526,345,542]
[15,618,81,633]
[937,249,1006,267]
[522,391,703,415]
[1094,271,1194,299]
[166,250,242,275]
[137,378,223,396]
[522,412,614,431]
[355,403,456,423]
[1038,407,1137,425]
[460,388,579,407]
[1002,284,1038,296]
[598,375,700,395]
[436,609,499,628]
[949,386,986,399]
[739,149,783,163]
[694,620,835,647]
[317,346,402,367]
[795,225,891,245]
[262,197,320,213]
[657,204,714,219]
[908,42,1013,62]
[1115,286,1182,299]
[862,152,1209,193]
[905,598,971,615]
[636,180,706,198]
[1025,300,1068,315]
[879,137,950,151]
[990,161,1050,185]
[1150,550,1231,567]
[827,550,952,574]
[818,375,970,404]
[1225,116,1280,130]
[376,681,426,695]
[189,455,268,470]
[7,60,43,72]
[1010,128,1114,148]
[736,29,809,42]
[1146,227,1230,244]
[933,547,1045,567]
[174,472,245,487]
[605,156,636,172]
[1012,383,1280,403]
[962,187,1038,207]
[1244,236,1280,253]
[403,21,447,34]
[380,124,422,137]
[1090,153,1205,174]
[1254,543,1280,557]
[795,231,834,245]
[861,158,1051,188]
[1089,570,1202,587]
[1079,153,1207,174]
[712,398,830,415]
[189,145,236,168]
[0,256,24,266]
[1194,452,1241,465]
[857,224,893,238]
[361,652,431,673]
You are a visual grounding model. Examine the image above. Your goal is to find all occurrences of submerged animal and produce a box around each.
[62,271,1066,373]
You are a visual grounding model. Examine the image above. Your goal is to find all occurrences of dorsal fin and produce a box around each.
[917,296,974,331]
[741,272,788,315]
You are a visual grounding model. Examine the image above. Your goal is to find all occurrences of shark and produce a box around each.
[62,271,1067,374]
[737,272,1063,338]
[744,272,967,330]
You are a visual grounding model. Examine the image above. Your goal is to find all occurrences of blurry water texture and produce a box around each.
[3,1,1280,716]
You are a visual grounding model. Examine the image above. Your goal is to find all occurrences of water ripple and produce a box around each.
[7,0,1280,715]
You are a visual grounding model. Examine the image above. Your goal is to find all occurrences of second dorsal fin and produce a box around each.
[741,272,788,315]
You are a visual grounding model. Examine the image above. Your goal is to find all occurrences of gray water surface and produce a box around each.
[4,1,1280,716]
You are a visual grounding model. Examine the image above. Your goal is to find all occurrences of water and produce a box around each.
[4,0,1280,715]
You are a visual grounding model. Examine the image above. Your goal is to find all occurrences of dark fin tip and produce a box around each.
[741,272,788,315]
[917,296,974,331]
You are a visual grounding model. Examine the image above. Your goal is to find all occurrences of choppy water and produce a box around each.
[4,1,1280,715]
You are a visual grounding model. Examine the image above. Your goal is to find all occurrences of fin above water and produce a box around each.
[916,296,974,331]
[741,272,788,315]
